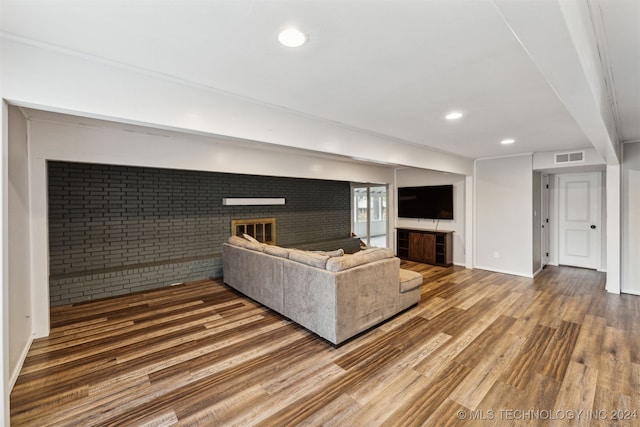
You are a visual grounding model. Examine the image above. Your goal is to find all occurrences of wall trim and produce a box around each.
[9,335,32,391]
[474,265,534,279]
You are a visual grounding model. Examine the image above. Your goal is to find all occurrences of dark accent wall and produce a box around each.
[48,161,359,306]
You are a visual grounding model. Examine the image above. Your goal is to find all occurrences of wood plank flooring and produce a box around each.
[10,263,640,426]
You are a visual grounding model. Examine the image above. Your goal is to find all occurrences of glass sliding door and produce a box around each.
[369,186,387,247]
[352,184,388,248]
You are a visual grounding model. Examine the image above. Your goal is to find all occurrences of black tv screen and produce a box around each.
[398,185,454,220]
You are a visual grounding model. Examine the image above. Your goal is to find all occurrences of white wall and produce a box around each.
[601,171,608,273]
[7,107,32,389]
[622,142,640,294]
[475,154,533,277]
[395,168,466,266]
[28,116,396,183]
[533,148,605,171]
[606,164,620,293]
[27,115,397,338]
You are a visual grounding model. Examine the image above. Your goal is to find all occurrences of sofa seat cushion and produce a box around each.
[399,268,423,292]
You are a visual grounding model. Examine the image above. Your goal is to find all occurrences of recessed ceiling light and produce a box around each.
[445,112,463,120]
[501,138,516,145]
[278,28,307,48]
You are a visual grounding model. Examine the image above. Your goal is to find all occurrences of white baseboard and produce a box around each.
[474,265,534,279]
[10,335,33,391]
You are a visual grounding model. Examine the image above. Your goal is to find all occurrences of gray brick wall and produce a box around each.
[48,162,358,305]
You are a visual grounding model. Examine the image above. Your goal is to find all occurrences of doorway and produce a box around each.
[541,174,550,267]
[557,172,602,269]
[352,185,388,248]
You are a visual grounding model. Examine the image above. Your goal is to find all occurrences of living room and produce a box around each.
[2,0,639,425]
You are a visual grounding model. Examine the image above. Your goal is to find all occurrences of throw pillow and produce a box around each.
[243,233,260,243]
[289,249,330,269]
[228,235,248,246]
[228,235,264,252]
[263,245,289,258]
[311,248,344,258]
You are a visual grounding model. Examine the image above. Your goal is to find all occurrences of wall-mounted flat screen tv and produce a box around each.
[398,185,454,220]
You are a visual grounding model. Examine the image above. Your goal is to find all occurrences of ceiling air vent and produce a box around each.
[555,151,584,164]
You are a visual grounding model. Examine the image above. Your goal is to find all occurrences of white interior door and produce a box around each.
[558,172,601,269]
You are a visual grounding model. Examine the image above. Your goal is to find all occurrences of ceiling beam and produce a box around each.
[0,36,474,175]
[492,0,620,164]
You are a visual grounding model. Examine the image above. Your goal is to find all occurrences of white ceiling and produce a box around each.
[1,0,638,161]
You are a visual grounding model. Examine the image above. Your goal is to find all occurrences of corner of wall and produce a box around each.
[1,98,12,427]
[7,106,35,397]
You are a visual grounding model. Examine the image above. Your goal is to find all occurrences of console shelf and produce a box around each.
[396,228,453,266]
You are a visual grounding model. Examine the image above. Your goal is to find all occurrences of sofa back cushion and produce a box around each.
[325,247,395,272]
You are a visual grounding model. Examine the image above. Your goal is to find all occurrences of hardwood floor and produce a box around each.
[11,263,640,426]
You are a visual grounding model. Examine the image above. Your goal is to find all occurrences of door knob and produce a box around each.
[590,225,596,229]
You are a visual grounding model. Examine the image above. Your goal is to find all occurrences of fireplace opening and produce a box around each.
[231,218,276,245]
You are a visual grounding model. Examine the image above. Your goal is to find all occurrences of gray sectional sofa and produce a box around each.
[222,235,422,345]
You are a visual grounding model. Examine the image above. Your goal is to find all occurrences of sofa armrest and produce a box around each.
[282,257,400,344]
[222,243,285,313]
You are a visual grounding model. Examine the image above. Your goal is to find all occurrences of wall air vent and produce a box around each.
[555,151,584,164]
